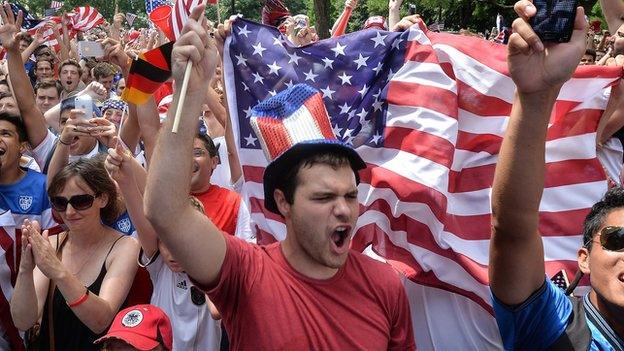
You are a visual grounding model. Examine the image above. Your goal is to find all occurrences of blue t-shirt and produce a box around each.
[0,168,57,230]
[492,279,622,350]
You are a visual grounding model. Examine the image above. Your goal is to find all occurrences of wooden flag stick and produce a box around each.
[171,60,193,133]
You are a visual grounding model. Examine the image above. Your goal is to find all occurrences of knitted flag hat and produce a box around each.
[249,84,366,214]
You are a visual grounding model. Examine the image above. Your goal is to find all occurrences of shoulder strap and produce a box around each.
[104,235,125,261]
[42,140,59,175]
[547,296,591,351]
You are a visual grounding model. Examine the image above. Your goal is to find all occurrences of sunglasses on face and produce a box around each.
[588,226,624,252]
[50,194,98,212]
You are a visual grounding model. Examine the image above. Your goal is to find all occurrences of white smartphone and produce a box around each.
[78,41,105,58]
[74,95,93,121]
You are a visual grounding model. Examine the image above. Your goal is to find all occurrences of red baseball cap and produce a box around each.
[363,16,388,31]
[94,305,173,351]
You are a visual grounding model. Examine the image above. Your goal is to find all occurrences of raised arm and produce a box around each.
[136,96,160,164]
[144,5,226,287]
[46,110,93,185]
[600,0,624,33]
[106,139,158,257]
[21,33,44,64]
[331,0,357,37]
[0,5,49,147]
[489,0,587,305]
[388,0,404,29]
[44,82,107,134]
[222,90,242,185]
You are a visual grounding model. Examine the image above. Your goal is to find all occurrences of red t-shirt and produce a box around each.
[203,235,415,350]
[192,185,241,235]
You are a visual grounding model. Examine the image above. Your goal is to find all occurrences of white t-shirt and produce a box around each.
[210,136,233,190]
[31,130,101,171]
[140,251,221,351]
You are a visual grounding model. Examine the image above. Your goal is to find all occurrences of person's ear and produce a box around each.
[97,192,109,209]
[578,246,591,275]
[274,189,290,217]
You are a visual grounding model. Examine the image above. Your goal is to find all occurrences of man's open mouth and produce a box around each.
[331,226,350,248]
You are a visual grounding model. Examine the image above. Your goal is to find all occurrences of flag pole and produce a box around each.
[171,61,193,133]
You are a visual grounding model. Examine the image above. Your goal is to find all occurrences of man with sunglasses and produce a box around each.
[490,1,624,350]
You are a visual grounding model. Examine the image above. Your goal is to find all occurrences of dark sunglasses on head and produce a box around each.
[50,194,98,212]
[587,226,624,252]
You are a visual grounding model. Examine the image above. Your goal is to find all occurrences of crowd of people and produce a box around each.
[0,0,623,350]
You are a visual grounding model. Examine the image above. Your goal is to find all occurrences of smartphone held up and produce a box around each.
[74,95,93,122]
[530,0,579,43]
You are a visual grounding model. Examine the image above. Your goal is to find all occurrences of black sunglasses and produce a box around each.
[50,194,98,212]
[588,226,624,252]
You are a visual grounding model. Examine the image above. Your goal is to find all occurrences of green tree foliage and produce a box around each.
[20,0,608,36]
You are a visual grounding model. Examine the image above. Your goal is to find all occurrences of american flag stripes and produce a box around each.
[70,6,104,32]
[26,16,62,52]
[223,18,622,314]
[171,0,204,39]
[50,1,64,10]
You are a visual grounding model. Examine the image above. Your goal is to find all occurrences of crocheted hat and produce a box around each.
[249,84,366,214]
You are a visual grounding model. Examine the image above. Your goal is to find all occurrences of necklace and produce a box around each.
[63,231,110,278]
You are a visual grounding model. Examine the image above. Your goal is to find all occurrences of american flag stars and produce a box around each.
[227,19,408,148]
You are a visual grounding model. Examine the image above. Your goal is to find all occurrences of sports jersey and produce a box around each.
[140,251,221,351]
[492,278,624,350]
[0,168,57,232]
[198,235,415,350]
[0,169,59,350]
[105,211,136,235]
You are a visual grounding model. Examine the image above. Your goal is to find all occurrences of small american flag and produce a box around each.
[145,0,170,14]
[171,0,205,39]
[126,12,138,27]
[224,18,621,318]
[69,6,104,32]
[50,1,63,9]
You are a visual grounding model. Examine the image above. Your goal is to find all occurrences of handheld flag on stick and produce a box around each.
[126,12,137,27]
[121,42,173,105]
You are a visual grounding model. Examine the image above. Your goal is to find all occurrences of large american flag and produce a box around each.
[223,18,622,313]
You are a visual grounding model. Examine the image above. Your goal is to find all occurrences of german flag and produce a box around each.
[122,42,174,105]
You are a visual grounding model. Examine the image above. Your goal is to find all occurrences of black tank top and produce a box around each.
[38,234,125,351]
